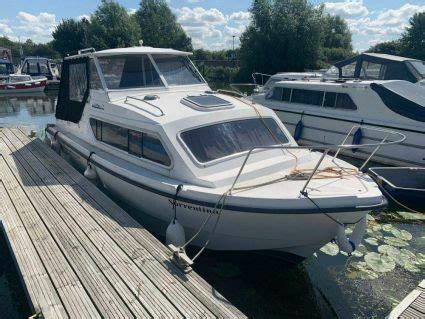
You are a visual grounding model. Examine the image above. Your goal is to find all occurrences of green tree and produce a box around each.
[322,14,353,63]
[135,0,192,51]
[239,0,323,80]
[52,18,90,56]
[88,0,140,50]
[400,12,425,60]
[367,40,402,56]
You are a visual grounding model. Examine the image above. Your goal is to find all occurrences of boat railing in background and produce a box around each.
[229,125,406,195]
[252,72,273,86]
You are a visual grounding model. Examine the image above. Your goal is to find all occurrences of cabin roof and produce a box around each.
[362,53,417,62]
[66,46,192,59]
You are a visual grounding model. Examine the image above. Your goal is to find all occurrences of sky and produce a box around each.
[0,0,424,52]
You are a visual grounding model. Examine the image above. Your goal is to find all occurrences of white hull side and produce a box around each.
[61,143,368,258]
[0,86,45,94]
[274,110,425,167]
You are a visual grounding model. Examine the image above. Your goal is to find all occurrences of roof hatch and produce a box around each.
[181,94,234,111]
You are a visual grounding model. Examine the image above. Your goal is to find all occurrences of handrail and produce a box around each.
[252,72,273,86]
[228,125,406,195]
[124,95,165,117]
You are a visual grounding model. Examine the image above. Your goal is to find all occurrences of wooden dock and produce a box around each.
[386,280,424,319]
[0,127,245,318]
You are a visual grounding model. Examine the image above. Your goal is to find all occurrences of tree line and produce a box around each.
[0,0,423,83]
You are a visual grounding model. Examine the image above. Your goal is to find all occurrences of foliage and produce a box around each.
[368,12,425,60]
[322,14,353,63]
[89,0,140,50]
[0,37,60,62]
[135,0,192,51]
[238,0,327,80]
[52,18,90,56]
[193,49,239,61]
[400,12,425,60]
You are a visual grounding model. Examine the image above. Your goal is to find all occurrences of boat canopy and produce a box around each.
[0,58,14,76]
[334,53,424,83]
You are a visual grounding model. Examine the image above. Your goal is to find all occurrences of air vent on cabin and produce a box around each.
[181,94,234,111]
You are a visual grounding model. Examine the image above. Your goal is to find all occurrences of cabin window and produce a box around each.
[28,62,38,74]
[89,118,171,166]
[89,60,102,90]
[69,62,88,102]
[323,92,337,108]
[282,88,291,102]
[408,61,425,78]
[39,62,49,75]
[335,93,357,110]
[153,55,204,85]
[266,87,283,100]
[360,61,386,80]
[341,61,356,78]
[291,89,323,106]
[181,118,288,163]
[98,55,163,89]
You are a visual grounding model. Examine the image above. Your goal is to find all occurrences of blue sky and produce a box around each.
[0,1,424,52]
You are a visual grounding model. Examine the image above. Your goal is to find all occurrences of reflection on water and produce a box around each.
[0,92,56,132]
[0,92,423,318]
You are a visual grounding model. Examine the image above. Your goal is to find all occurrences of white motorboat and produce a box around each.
[250,53,425,167]
[18,56,60,89]
[46,46,399,259]
[0,74,47,94]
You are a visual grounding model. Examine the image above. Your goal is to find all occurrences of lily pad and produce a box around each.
[383,236,409,247]
[346,261,379,280]
[395,249,417,267]
[382,224,394,232]
[345,227,353,235]
[364,237,379,246]
[352,244,368,258]
[415,253,425,268]
[367,228,384,239]
[390,228,413,241]
[320,242,339,256]
[378,245,400,261]
[364,252,396,273]
[396,211,425,221]
[372,225,382,232]
[403,262,421,273]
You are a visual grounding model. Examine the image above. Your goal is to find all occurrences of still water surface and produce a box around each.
[0,92,423,318]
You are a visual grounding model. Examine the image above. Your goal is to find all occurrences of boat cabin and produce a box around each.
[332,53,425,83]
[20,57,60,80]
[0,58,15,81]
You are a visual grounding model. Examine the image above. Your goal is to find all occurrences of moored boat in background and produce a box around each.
[0,74,47,94]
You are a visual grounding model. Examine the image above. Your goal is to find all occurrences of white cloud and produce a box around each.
[0,21,13,35]
[77,14,90,21]
[15,11,57,43]
[228,11,251,23]
[324,0,368,18]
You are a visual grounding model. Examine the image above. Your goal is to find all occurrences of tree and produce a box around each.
[322,14,353,63]
[400,12,425,60]
[52,18,89,56]
[88,0,140,50]
[367,40,402,56]
[239,0,324,80]
[135,0,192,51]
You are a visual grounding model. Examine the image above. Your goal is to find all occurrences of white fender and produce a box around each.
[336,217,367,254]
[166,218,186,248]
[84,164,97,180]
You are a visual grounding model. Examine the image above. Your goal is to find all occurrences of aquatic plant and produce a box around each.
[320,242,339,256]
[364,252,396,273]
[383,236,409,247]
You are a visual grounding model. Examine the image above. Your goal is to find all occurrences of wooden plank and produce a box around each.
[0,181,68,319]
[2,130,181,318]
[386,280,425,319]
[7,129,215,318]
[14,127,245,318]
[0,135,125,318]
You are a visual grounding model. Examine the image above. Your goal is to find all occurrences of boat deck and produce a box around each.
[0,127,245,318]
[387,280,424,318]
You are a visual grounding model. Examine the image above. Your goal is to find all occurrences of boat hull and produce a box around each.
[273,109,425,167]
[0,80,46,94]
[58,140,374,258]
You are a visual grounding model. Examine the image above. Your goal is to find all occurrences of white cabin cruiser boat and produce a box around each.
[18,56,60,89]
[46,46,396,259]
[251,53,425,167]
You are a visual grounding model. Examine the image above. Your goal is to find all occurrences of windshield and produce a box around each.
[181,118,289,163]
[98,55,163,89]
[409,61,425,78]
[152,55,204,85]
[0,63,13,75]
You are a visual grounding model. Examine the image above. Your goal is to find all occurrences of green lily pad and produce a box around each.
[372,225,382,232]
[378,245,400,261]
[396,211,425,221]
[415,253,425,268]
[320,242,339,256]
[367,228,384,239]
[395,249,417,266]
[345,227,353,235]
[382,224,394,232]
[346,261,379,280]
[403,262,421,273]
[383,236,409,247]
[391,228,413,241]
[364,252,396,273]
[352,244,368,258]
[364,237,379,246]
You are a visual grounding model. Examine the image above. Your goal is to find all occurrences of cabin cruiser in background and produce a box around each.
[18,57,60,89]
[0,74,47,94]
[251,53,425,167]
[0,58,15,81]
[46,46,399,260]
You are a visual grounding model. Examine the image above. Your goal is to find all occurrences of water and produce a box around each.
[0,93,423,318]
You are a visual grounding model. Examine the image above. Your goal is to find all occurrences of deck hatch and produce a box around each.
[183,95,232,108]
